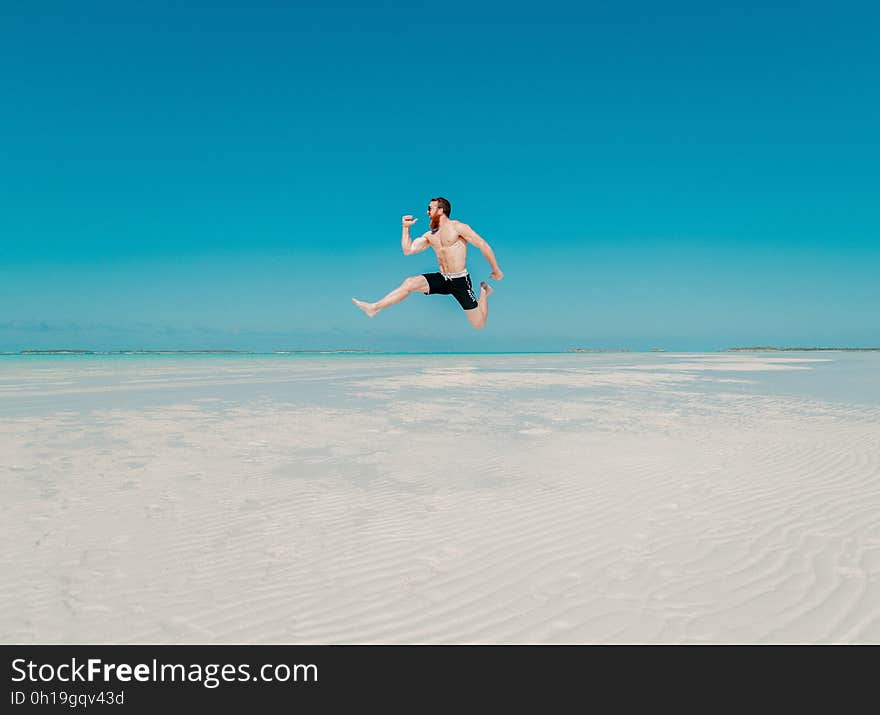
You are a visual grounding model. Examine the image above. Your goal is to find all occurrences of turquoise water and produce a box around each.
[1,352,879,417]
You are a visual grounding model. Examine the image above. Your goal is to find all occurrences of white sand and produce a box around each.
[2,353,879,644]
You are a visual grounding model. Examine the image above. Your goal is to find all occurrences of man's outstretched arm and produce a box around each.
[401,215,430,256]
[458,223,504,279]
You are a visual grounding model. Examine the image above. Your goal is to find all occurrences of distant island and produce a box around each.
[19,349,100,354]
[726,347,880,352]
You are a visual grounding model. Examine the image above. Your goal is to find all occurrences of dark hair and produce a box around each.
[430,196,451,217]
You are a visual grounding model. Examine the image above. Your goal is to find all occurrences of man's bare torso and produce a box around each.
[425,220,468,273]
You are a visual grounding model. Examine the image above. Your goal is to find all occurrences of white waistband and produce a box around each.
[441,270,469,280]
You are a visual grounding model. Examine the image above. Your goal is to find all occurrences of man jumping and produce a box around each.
[352,197,504,329]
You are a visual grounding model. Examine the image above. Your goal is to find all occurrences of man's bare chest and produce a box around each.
[427,229,465,251]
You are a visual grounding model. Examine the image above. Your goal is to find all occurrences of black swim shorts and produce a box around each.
[422,271,479,311]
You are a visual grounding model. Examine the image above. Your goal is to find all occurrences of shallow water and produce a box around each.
[1,351,878,417]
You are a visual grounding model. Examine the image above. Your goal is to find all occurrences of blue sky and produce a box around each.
[2,1,878,351]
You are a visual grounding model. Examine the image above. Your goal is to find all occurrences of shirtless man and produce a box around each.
[352,197,504,329]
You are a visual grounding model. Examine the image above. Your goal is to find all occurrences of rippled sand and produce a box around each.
[2,353,879,643]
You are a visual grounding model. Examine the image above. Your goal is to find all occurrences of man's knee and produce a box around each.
[467,312,486,329]
[403,276,426,293]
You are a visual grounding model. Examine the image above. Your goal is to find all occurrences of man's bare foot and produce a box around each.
[352,298,378,318]
[480,281,493,297]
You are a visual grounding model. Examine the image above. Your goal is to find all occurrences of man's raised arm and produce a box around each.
[458,223,504,280]
[401,215,430,256]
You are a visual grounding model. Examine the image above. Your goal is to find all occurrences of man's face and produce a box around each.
[427,201,439,220]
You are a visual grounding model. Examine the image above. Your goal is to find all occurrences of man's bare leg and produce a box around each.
[352,275,429,318]
[464,281,493,329]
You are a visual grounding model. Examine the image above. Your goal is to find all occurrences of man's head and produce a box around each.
[427,197,451,224]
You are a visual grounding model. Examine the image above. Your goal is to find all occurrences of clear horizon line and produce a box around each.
[4,346,880,356]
